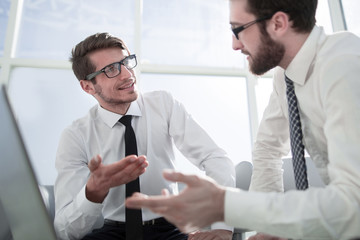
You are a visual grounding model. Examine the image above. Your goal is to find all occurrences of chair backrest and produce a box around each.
[235,161,253,191]
[282,157,325,191]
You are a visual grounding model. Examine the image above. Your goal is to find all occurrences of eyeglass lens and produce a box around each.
[104,55,136,78]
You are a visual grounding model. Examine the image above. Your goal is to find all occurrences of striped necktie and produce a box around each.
[285,75,309,190]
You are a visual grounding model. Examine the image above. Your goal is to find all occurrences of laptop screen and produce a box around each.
[0,84,57,240]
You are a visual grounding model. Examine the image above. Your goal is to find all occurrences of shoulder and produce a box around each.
[314,29,360,81]
[141,90,174,101]
[317,30,360,60]
[139,90,176,109]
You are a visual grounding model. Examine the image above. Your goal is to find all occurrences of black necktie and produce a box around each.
[119,115,143,240]
[285,75,309,190]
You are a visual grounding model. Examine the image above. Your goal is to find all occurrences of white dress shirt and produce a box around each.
[54,90,235,239]
[225,26,360,239]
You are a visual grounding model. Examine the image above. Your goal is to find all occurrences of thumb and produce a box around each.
[88,155,102,172]
[161,188,170,196]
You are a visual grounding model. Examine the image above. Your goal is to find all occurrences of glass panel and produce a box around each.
[342,0,360,36]
[317,0,333,34]
[0,0,11,56]
[139,74,252,174]
[15,0,135,59]
[8,68,97,185]
[142,0,244,69]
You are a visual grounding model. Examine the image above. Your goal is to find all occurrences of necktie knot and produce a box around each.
[285,75,294,89]
[119,115,132,127]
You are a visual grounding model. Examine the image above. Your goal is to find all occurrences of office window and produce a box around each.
[8,68,96,184]
[0,0,10,56]
[317,0,333,33]
[142,0,244,69]
[255,77,273,124]
[140,73,252,173]
[342,0,360,36]
[15,0,135,59]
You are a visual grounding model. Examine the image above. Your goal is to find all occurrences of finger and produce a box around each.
[130,156,149,175]
[131,192,148,198]
[124,155,148,169]
[88,155,102,172]
[138,155,147,162]
[106,159,148,188]
[162,169,203,187]
[161,188,170,196]
[115,157,148,178]
[126,193,173,209]
[126,197,170,214]
[107,155,140,175]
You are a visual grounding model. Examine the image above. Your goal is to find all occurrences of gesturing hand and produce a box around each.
[188,229,233,240]
[86,154,148,203]
[248,233,287,240]
[126,170,226,233]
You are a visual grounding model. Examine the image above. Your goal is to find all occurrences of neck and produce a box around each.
[279,31,311,69]
[101,102,131,115]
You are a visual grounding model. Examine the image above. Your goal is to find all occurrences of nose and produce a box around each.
[232,34,244,51]
[119,64,133,79]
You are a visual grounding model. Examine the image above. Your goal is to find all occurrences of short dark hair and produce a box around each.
[70,33,130,81]
[245,0,317,33]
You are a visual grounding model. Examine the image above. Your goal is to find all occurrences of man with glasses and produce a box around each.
[126,0,360,239]
[54,33,235,240]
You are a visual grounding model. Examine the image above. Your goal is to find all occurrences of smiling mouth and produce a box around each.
[241,50,250,57]
[118,80,135,90]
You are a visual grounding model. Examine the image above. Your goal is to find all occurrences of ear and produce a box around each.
[80,80,95,95]
[268,11,290,37]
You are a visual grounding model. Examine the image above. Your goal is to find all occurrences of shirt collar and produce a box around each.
[285,26,323,85]
[97,100,142,128]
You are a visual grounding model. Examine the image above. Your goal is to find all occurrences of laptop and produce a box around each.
[0,84,57,240]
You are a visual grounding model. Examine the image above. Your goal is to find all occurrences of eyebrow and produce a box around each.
[100,55,130,69]
[229,21,242,27]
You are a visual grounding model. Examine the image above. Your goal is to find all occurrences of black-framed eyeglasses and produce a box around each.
[231,16,272,40]
[86,54,137,81]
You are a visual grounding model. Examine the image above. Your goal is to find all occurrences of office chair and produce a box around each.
[282,157,325,191]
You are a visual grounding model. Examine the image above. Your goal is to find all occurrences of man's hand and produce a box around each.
[188,229,233,240]
[126,170,226,233]
[248,233,287,240]
[86,154,148,203]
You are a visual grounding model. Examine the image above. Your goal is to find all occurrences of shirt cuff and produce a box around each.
[210,222,234,232]
[75,185,103,215]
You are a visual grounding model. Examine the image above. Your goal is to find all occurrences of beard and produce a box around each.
[93,82,138,106]
[249,30,285,75]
